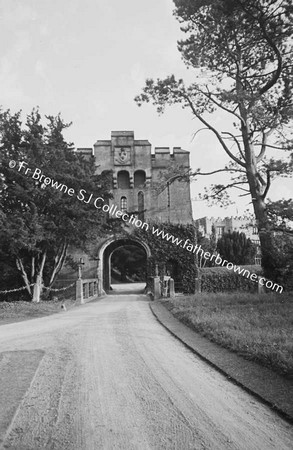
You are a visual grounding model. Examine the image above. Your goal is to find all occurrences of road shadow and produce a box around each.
[109,283,147,296]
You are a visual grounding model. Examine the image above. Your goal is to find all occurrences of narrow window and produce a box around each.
[120,196,127,212]
[216,226,225,236]
[138,191,144,221]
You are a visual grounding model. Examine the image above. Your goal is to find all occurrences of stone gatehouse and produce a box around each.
[56,131,195,296]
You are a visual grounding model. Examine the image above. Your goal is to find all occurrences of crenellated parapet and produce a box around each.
[76,131,193,224]
[151,147,190,168]
[194,215,259,243]
[76,148,93,160]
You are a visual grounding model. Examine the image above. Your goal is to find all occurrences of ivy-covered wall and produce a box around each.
[133,222,198,294]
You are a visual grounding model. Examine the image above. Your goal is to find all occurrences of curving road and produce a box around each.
[0,290,292,449]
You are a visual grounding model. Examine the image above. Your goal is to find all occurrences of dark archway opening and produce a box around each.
[134,170,146,188]
[117,170,130,189]
[111,245,146,284]
[102,238,149,294]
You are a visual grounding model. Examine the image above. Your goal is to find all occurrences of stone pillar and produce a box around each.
[162,276,170,297]
[169,278,175,298]
[153,276,161,300]
[258,277,265,294]
[194,277,201,293]
[155,264,159,276]
[97,258,105,296]
[76,279,84,304]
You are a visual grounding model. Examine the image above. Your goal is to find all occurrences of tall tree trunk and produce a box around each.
[32,251,47,303]
[237,91,275,280]
[16,257,32,296]
[244,143,276,281]
[32,273,42,303]
[48,241,68,287]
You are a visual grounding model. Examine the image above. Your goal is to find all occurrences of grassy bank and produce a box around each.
[0,298,77,325]
[161,292,293,377]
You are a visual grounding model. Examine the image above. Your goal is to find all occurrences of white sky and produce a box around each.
[0,0,292,219]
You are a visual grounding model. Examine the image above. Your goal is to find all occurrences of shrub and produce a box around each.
[200,265,262,293]
[217,231,257,265]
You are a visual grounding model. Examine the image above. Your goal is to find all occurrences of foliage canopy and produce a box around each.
[0,109,114,301]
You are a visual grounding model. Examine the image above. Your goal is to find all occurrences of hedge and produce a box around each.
[200,265,263,293]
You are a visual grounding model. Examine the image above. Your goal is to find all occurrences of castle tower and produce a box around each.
[77,131,193,224]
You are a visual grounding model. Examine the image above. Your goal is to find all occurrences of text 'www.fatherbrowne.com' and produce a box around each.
[10,159,283,293]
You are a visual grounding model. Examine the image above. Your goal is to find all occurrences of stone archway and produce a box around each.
[97,236,151,295]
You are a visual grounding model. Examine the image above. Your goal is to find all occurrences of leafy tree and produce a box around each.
[266,199,293,289]
[267,198,293,229]
[217,231,257,265]
[0,109,114,302]
[135,0,293,282]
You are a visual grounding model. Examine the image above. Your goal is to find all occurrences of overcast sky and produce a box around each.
[0,0,291,219]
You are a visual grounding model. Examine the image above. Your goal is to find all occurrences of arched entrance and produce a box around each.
[111,245,146,283]
[97,236,151,295]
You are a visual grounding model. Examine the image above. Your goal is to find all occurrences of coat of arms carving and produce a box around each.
[114,147,131,165]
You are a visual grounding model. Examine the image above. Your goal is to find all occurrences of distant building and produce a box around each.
[194,216,261,264]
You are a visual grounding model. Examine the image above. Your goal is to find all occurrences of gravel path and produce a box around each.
[0,294,292,449]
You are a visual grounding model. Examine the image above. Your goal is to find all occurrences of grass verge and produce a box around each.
[161,292,293,377]
[0,298,77,326]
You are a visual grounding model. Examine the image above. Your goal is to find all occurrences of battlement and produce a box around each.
[153,146,189,155]
[111,131,134,138]
[197,215,254,222]
[154,147,170,153]
[94,140,111,146]
[151,146,190,169]
[76,147,93,156]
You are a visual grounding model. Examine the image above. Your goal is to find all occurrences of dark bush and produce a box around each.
[200,265,262,293]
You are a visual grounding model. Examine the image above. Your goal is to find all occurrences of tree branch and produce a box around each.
[262,169,271,200]
[257,17,283,95]
[254,142,293,151]
[191,168,245,176]
[256,131,268,162]
[210,181,248,197]
[182,93,246,167]
[191,127,211,141]
[197,85,245,124]
[221,131,245,160]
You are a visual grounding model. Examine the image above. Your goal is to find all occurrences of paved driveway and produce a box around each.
[0,293,292,449]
